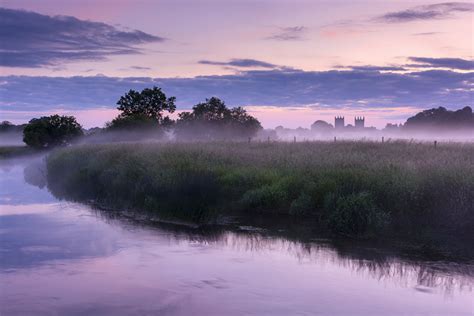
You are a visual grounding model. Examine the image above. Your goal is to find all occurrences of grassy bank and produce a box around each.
[46,141,474,243]
[0,145,38,158]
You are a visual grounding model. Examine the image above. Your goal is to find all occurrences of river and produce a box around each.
[0,157,473,315]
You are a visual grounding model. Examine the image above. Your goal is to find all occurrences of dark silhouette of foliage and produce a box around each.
[106,113,159,130]
[325,192,389,238]
[404,106,474,130]
[176,97,262,140]
[0,121,14,132]
[383,123,400,131]
[23,115,83,148]
[107,86,176,131]
[0,121,25,133]
[311,120,333,131]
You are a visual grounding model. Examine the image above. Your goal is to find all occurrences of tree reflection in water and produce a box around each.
[22,157,474,296]
[86,207,474,296]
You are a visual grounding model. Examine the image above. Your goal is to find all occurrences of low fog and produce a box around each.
[1,105,473,147]
[2,121,473,148]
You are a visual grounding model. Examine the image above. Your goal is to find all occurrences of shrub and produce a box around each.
[326,192,389,237]
[290,193,314,216]
[240,183,288,211]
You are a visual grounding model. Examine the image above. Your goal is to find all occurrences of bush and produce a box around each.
[240,183,288,211]
[290,193,314,216]
[326,192,389,237]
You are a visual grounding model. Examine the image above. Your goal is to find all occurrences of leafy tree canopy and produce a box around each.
[176,97,262,140]
[107,87,176,132]
[106,113,158,130]
[405,106,474,129]
[23,115,83,148]
[311,120,333,131]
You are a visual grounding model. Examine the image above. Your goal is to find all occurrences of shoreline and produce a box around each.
[42,141,474,259]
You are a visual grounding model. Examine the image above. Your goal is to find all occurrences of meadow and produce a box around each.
[46,141,474,251]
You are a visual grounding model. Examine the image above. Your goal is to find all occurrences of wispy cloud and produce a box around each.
[0,8,165,68]
[198,58,279,69]
[411,32,442,36]
[375,2,474,23]
[321,2,471,37]
[335,65,407,72]
[406,57,474,70]
[129,66,152,70]
[265,26,307,41]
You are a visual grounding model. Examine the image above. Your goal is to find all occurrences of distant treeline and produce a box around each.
[404,106,474,130]
[0,121,26,133]
[1,86,473,148]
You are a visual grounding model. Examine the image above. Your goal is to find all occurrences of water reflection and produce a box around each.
[90,212,474,296]
[1,157,473,315]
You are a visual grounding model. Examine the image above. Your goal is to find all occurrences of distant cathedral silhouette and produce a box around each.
[355,117,365,128]
[334,116,344,129]
[334,116,365,128]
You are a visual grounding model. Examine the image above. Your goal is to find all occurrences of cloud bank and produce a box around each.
[407,57,474,70]
[198,59,278,69]
[1,69,471,114]
[0,8,164,68]
[337,65,407,72]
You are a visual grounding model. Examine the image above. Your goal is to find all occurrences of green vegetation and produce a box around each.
[103,88,262,141]
[0,145,38,158]
[1,121,26,133]
[176,97,262,140]
[46,141,474,243]
[405,106,473,130]
[23,115,83,148]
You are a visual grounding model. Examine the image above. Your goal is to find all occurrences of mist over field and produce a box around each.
[1,1,473,315]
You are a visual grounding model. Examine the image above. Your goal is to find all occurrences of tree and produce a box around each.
[107,86,176,131]
[176,97,262,140]
[0,121,13,132]
[311,120,333,131]
[404,106,474,130]
[106,113,159,130]
[23,115,83,148]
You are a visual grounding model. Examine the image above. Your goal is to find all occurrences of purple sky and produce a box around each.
[0,0,472,128]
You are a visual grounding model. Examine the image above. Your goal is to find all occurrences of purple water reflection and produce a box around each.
[1,158,473,315]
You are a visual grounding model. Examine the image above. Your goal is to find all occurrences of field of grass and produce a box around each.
[46,141,474,244]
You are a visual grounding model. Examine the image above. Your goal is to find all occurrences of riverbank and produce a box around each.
[46,141,474,255]
[3,156,473,315]
[0,145,40,158]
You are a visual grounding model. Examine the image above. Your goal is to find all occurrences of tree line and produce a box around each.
[3,86,473,148]
[19,87,263,148]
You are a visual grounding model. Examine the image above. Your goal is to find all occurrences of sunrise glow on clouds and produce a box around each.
[0,0,472,128]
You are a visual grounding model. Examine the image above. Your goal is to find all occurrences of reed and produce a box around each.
[46,141,474,239]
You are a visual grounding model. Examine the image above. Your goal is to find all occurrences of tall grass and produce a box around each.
[46,141,474,240]
[0,145,38,158]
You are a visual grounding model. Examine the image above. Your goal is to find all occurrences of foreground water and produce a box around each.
[0,157,473,315]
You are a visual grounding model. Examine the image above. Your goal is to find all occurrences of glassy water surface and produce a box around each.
[1,157,473,315]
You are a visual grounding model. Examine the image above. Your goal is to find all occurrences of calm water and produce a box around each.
[1,157,473,315]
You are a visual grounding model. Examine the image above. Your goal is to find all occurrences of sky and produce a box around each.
[0,0,473,128]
